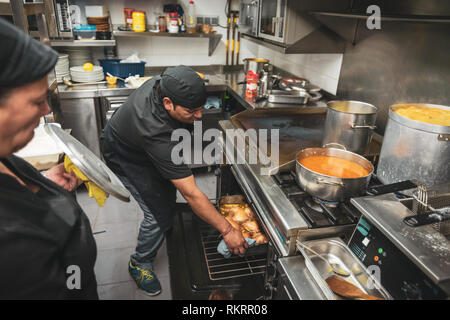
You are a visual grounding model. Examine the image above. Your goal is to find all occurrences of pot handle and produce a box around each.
[308,91,322,102]
[315,177,344,187]
[351,123,377,130]
[323,142,347,150]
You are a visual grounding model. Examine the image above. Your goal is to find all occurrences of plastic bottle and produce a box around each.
[168,12,179,33]
[186,0,197,34]
[246,70,259,99]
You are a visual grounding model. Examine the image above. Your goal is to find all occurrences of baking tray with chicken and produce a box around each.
[219,195,269,255]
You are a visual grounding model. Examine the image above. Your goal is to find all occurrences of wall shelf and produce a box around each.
[50,40,116,47]
[112,30,222,56]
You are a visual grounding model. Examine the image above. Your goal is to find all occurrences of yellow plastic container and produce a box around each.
[132,11,146,32]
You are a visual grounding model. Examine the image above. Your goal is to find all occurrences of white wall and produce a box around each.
[238,39,342,95]
[77,0,342,94]
[79,0,251,67]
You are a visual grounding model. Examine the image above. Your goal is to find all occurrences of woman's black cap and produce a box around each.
[160,65,207,109]
[0,17,58,88]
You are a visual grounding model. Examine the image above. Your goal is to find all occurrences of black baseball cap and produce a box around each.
[160,65,207,109]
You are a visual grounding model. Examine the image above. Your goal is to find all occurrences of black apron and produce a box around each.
[101,124,177,233]
[0,156,98,299]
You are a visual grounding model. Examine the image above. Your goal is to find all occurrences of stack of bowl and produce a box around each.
[55,54,70,83]
[70,66,104,83]
[60,47,93,67]
[87,16,111,40]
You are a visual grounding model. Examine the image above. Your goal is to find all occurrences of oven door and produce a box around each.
[167,164,269,299]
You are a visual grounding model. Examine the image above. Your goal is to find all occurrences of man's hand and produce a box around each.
[223,227,248,256]
[172,175,249,256]
[45,163,83,192]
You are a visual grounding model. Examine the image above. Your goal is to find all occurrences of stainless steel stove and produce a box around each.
[272,171,359,229]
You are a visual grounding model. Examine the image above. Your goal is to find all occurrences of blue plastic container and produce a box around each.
[99,59,146,78]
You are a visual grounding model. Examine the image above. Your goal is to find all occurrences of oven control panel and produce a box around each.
[349,217,447,300]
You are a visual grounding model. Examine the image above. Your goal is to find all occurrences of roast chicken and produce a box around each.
[219,197,268,244]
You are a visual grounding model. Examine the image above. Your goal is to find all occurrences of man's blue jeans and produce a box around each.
[116,173,165,271]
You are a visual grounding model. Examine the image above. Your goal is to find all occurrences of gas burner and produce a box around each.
[304,198,323,213]
[313,196,340,208]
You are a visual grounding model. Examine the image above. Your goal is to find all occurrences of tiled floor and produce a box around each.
[76,187,172,300]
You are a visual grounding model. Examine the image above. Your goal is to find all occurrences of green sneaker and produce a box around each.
[128,261,161,296]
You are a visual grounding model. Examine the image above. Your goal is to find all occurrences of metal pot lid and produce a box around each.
[44,124,130,202]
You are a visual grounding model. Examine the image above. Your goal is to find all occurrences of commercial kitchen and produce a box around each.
[1,0,449,301]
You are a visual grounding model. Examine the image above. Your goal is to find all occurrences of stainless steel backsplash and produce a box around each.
[336,21,450,135]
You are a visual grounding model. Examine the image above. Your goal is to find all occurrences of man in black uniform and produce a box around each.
[101,65,247,296]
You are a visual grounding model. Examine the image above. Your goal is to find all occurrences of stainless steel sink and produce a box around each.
[301,237,392,300]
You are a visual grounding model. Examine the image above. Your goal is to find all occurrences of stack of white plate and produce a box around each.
[70,66,104,83]
[61,47,93,67]
[55,54,70,83]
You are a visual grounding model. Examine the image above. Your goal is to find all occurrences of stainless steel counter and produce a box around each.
[57,68,330,110]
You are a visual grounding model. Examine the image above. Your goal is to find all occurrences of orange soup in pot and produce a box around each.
[298,155,370,179]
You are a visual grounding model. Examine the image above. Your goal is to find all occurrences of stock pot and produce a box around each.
[377,103,450,186]
[295,146,374,202]
[322,100,378,155]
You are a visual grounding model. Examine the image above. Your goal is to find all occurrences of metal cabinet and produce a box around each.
[239,0,260,36]
[258,0,287,42]
[100,96,128,128]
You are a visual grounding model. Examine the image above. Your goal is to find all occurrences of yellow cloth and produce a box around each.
[64,155,108,207]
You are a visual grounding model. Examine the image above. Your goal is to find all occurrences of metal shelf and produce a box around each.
[50,39,116,47]
[112,30,222,56]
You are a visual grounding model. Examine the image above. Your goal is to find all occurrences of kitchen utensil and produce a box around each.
[377,103,450,186]
[297,241,350,277]
[403,206,450,227]
[325,275,384,300]
[322,100,378,155]
[267,89,322,104]
[295,147,374,202]
[63,77,106,87]
[279,77,309,90]
[106,72,125,81]
[44,124,130,202]
[412,182,450,236]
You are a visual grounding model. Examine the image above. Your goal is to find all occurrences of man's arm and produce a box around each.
[171,175,248,255]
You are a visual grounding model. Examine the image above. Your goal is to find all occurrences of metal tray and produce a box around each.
[267,89,308,104]
[301,237,391,300]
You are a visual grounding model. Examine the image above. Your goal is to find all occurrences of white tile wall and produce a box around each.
[256,47,343,95]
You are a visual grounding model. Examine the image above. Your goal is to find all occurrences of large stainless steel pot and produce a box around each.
[295,147,374,202]
[377,103,450,186]
[243,58,270,75]
[322,101,378,155]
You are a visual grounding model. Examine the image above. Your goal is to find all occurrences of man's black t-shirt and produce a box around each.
[101,76,192,231]
[108,76,192,180]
